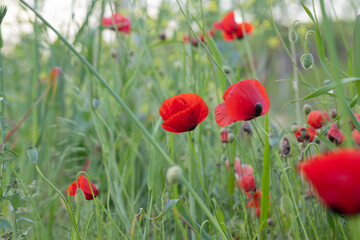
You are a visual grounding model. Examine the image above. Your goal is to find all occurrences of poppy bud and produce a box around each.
[314,135,321,144]
[159,32,166,41]
[242,122,253,136]
[92,98,100,110]
[323,79,331,85]
[27,147,38,164]
[75,188,86,206]
[222,65,232,74]
[330,109,337,119]
[303,104,312,115]
[268,134,279,147]
[291,123,298,133]
[220,128,229,143]
[166,165,182,185]
[281,137,291,156]
[191,38,199,47]
[228,133,235,143]
[300,53,314,70]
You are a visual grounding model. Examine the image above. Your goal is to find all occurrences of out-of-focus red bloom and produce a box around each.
[220,128,229,143]
[298,148,360,215]
[183,35,190,42]
[199,30,215,42]
[66,175,99,200]
[349,113,360,129]
[213,11,253,41]
[225,157,254,176]
[246,189,270,218]
[159,93,209,133]
[352,129,360,145]
[102,13,131,34]
[307,110,330,129]
[183,30,214,47]
[294,127,317,142]
[255,208,261,218]
[240,174,256,192]
[215,79,270,127]
[327,123,345,144]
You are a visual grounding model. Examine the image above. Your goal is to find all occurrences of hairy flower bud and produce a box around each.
[27,147,38,164]
[330,109,337,119]
[228,133,235,143]
[300,53,314,70]
[303,104,312,115]
[166,165,182,185]
[223,65,232,74]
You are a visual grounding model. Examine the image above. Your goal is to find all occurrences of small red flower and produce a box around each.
[66,175,99,200]
[327,123,345,144]
[225,157,254,176]
[199,30,215,42]
[349,113,360,129]
[102,13,131,34]
[307,110,330,129]
[294,127,317,142]
[213,11,253,41]
[298,148,360,215]
[215,79,270,127]
[240,174,256,192]
[352,129,360,145]
[159,93,209,133]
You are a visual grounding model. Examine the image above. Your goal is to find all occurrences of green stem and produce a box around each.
[19,1,227,238]
[34,164,81,239]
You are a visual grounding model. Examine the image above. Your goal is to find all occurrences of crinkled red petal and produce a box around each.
[219,11,238,33]
[214,103,235,127]
[223,31,235,41]
[224,79,270,121]
[299,148,360,215]
[78,175,99,200]
[234,22,253,39]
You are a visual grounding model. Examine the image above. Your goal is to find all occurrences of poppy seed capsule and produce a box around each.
[166,165,182,185]
[300,53,314,70]
[75,188,86,206]
[303,104,312,115]
[281,137,291,156]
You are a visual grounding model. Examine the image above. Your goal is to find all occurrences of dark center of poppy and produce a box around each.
[188,125,197,131]
[254,103,263,117]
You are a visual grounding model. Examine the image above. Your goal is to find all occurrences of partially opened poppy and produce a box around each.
[239,174,256,192]
[298,148,360,215]
[215,79,270,127]
[294,126,317,142]
[352,129,360,145]
[307,110,330,129]
[66,175,99,200]
[159,93,209,133]
[102,13,131,34]
[213,11,253,41]
[327,123,345,145]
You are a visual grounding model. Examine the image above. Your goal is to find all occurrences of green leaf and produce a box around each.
[5,193,25,212]
[16,215,33,223]
[353,15,360,77]
[0,218,12,230]
[300,2,316,24]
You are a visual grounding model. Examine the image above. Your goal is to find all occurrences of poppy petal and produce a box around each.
[298,148,360,215]
[223,31,235,41]
[215,103,235,127]
[234,22,253,39]
[219,11,238,33]
[224,79,270,121]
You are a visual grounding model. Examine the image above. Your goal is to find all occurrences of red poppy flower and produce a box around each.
[352,129,360,145]
[294,127,317,142]
[215,79,270,127]
[213,11,253,41]
[66,175,99,200]
[199,30,215,42]
[327,123,345,144]
[307,110,330,129]
[225,158,254,176]
[240,174,256,192]
[159,93,209,133]
[298,148,360,215]
[102,13,131,34]
[220,128,229,143]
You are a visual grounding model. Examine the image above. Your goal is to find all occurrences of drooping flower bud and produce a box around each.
[300,53,314,70]
[166,165,182,185]
[27,147,38,164]
[220,128,229,143]
[303,104,312,115]
[242,122,253,136]
[281,137,291,156]
[291,123,298,133]
[75,188,86,206]
[222,65,232,74]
